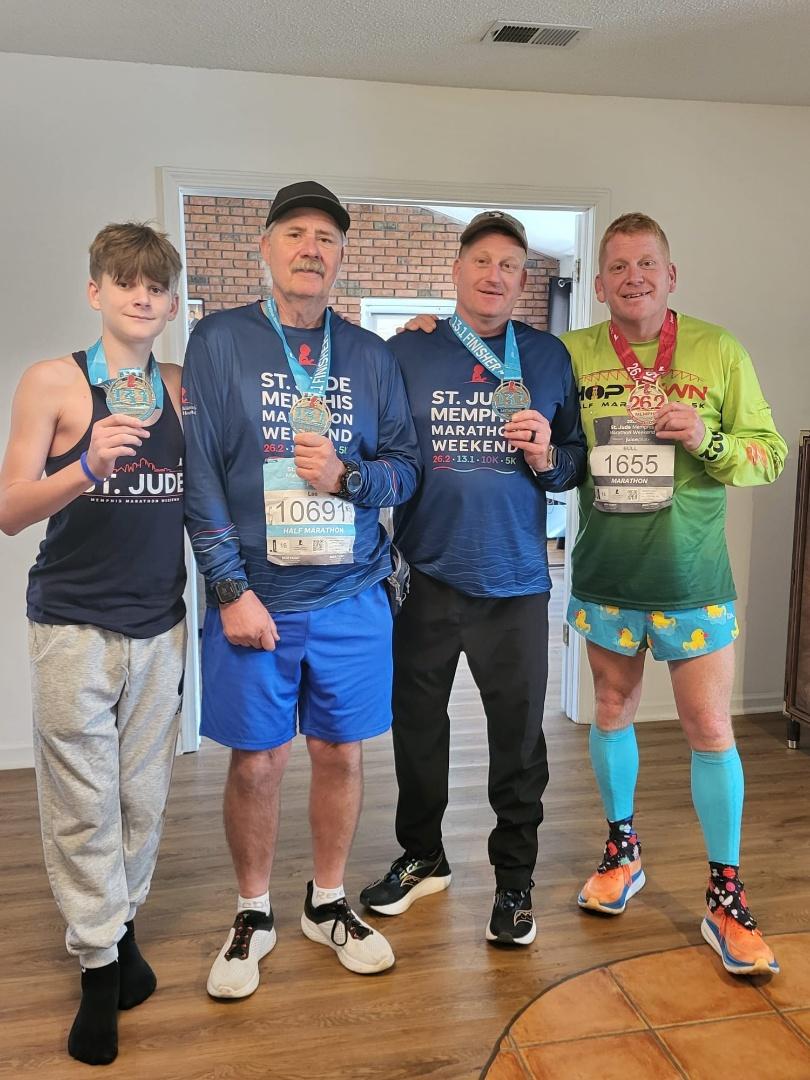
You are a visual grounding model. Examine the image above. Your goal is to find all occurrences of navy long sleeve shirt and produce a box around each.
[390,318,586,597]
[183,302,421,612]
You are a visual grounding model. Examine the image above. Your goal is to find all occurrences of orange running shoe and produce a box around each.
[701,907,780,975]
[577,857,645,915]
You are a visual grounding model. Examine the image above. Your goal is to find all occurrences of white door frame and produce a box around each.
[157,167,610,750]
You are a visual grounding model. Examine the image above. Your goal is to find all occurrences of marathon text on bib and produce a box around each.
[263,458,355,566]
[589,415,675,513]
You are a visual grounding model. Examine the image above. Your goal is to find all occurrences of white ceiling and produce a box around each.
[3,0,810,106]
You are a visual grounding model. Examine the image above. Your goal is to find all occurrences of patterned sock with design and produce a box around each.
[706,862,757,929]
[597,816,641,872]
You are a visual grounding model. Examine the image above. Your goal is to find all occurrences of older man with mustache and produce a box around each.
[182,181,421,998]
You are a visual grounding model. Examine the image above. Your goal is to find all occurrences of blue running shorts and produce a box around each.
[201,582,393,750]
[566,595,739,661]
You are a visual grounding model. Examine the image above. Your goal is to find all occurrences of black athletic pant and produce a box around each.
[392,568,550,891]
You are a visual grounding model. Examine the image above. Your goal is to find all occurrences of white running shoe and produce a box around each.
[300,882,394,974]
[207,909,277,999]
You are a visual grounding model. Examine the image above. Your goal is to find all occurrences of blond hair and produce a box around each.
[599,213,671,267]
[89,222,182,291]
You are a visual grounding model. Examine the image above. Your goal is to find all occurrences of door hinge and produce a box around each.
[573,257,581,284]
[562,623,569,646]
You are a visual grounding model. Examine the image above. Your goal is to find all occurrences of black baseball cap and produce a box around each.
[265,181,350,233]
[459,210,528,252]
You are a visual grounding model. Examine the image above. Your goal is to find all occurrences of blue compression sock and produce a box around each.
[589,724,639,823]
[691,746,744,865]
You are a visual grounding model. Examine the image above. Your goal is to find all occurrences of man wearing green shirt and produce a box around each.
[563,212,787,976]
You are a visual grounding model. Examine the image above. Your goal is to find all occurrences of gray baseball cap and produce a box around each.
[459,210,528,252]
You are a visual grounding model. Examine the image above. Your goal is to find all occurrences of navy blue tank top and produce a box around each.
[27,351,186,638]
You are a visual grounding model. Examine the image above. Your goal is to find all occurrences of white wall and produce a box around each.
[1,53,808,763]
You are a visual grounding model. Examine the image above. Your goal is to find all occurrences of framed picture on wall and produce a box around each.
[187,298,205,338]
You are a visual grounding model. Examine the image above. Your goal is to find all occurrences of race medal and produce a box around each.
[262,299,334,440]
[85,340,163,420]
[492,379,531,421]
[104,367,157,420]
[608,310,678,429]
[290,393,332,436]
[448,312,529,426]
[626,382,667,428]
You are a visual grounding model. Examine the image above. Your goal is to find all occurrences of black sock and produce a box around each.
[67,961,119,1066]
[117,921,157,1010]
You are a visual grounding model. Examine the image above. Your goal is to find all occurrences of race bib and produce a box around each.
[263,459,355,566]
[590,416,674,513]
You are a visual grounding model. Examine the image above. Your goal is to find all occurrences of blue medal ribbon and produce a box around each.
[448,312,522,382]
[85,339,164,411]
[262,297,331,399]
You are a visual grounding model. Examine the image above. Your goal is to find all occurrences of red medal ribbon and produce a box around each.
[608,309,678,387]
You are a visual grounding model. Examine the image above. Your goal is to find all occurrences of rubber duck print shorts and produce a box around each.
[566,596,739,660]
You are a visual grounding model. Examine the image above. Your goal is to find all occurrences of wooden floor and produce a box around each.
[2,575,810,1079]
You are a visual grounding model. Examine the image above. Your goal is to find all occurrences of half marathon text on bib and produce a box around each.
[590,416,675,513]
[263,459,355,566]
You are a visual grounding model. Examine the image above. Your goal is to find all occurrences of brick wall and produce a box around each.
[183,197,558,329]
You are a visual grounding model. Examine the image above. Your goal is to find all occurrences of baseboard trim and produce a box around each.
[0,745,34,771]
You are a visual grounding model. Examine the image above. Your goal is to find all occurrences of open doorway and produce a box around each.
[159,170,607,751]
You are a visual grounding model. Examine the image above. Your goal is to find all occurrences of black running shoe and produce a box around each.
[359,849,452,915]
[486,882,536,945]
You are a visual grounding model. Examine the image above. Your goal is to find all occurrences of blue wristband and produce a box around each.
[80,451,104,485]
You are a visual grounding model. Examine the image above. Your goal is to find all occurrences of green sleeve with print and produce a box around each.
[690,334,788,486]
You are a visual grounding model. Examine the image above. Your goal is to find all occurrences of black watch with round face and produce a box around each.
[213,578,248,605]
[336,460,363,501]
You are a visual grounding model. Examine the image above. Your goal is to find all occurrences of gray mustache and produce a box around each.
[292,259,325,276]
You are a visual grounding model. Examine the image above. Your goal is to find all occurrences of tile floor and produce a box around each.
[485,931,810,1079]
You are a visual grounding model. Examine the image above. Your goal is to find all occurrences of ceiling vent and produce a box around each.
[482,22,588,48]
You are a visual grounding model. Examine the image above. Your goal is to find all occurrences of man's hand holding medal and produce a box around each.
[504,409,554,472]
[293,430,344,494]
[653,402,706,452]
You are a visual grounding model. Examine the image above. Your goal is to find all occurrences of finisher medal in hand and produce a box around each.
[492,379,532,421]
[626,382,667,428]
[105,368,156,421]
[290,393,332,436]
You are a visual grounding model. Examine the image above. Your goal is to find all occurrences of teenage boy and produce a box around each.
[0,223,187,1065]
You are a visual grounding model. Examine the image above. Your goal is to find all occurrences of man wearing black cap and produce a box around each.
[360,211,586,944]
[182,181,421,996]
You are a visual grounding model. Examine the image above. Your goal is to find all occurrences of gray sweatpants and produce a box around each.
[29,619,186,968]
